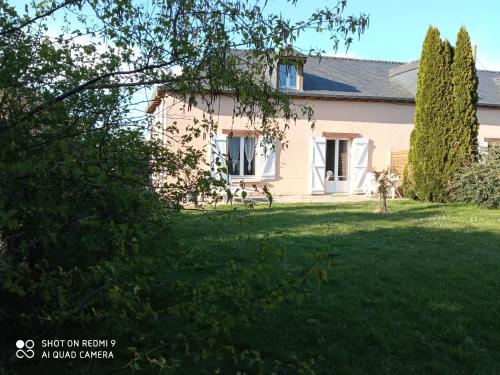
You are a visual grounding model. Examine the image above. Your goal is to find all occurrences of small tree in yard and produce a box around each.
[374,168,398,213]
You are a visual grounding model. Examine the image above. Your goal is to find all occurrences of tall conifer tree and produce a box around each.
[449,26,479,167]
[408,27,454,202]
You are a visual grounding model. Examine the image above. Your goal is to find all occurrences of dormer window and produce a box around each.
[279,63,298,89]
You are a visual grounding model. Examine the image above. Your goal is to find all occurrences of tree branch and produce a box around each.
[0,0,78,37]
[24,59,175,119]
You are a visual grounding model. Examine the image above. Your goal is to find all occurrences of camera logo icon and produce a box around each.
[16,340,35,359]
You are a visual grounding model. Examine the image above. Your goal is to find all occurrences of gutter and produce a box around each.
[146,88,500,113]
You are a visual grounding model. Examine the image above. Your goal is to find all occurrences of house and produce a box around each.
[147,54,500,196]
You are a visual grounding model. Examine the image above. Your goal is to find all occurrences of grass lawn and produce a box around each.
[172,200,500,374]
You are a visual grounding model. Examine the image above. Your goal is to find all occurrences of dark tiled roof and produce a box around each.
[147,53,500,113]
[477,70,500,106]
[292,56,500,107]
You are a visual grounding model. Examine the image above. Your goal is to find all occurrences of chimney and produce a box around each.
[472,44,477,61]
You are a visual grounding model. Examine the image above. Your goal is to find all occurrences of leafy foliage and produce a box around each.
[402,163,416,199]
[0,0,368,373]
[450,146,500,208]
[373,168,399,213]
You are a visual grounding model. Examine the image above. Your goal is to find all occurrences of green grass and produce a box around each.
[172,200,500,374]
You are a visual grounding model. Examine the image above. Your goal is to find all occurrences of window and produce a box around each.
[279,63,297,89]
[325,140,336,179]
[227,136,256,177]
[337,140,348,181]
[325,139,349,181]
[485,138,500,148]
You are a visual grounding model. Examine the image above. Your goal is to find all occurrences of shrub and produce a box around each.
[373,167,399,213]
[402,164,416,199]
[0,1,364,372]
[450,146,500,208]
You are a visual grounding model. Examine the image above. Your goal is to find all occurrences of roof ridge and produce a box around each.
[318,56,408,64]
[331,57,500,74]
[478,67,500,74]
[385,58,500,74]
[232,49,500,72]
[232,49,408,65]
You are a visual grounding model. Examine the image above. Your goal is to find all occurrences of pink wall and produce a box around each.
[258,99,416,195]
[155,94,500,196]
[478,108,500,142]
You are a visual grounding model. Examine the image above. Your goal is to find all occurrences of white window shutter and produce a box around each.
[350,138,369,193]
[310,137,326,194]
[210,134,228,181]
[259,139,276,179]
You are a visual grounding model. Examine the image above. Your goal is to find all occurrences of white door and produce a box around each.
[324,139,350,193]
[310,137,326,194]
[350,138,369,193]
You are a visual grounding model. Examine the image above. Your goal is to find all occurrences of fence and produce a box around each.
[390,150,408,177]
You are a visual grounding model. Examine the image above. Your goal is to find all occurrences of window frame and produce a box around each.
[278,63,298,89]
[325,138,350,182]
[227,136,257,178]
[485,138,500,148]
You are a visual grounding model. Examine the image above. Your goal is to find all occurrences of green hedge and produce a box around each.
[450,146,500,208]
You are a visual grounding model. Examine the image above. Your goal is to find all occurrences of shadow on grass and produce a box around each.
[178,201,462,242]
[170,202,500,374]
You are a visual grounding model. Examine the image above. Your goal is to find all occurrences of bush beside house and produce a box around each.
[450,146,500,208]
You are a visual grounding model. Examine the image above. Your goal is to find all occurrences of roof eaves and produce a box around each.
[477,102,500,109]
[287,90,415,103]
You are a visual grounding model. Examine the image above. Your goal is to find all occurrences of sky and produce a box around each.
[10,0,500,119]
[12,0,500,71]
[13,0,500,70]
[265,0,500,71]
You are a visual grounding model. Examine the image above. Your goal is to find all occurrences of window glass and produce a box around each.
[228,137,240,176]
[279,64,287,88]
[279,63,297,89]
[288,64,297,88]
[338,140,348,181]
[243,137,255,175]
[325,140,336,177]
[228,136,255,176]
